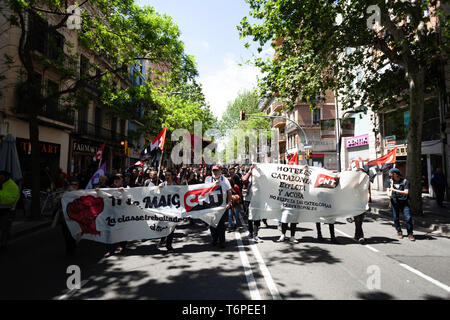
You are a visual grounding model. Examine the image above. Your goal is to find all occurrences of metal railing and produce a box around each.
[75,121,127,142]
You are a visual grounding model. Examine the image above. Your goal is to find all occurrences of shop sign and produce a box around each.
[73,141,97,154]
[384,135,396,146]
[17,138,60,156]
[346,134,369,148]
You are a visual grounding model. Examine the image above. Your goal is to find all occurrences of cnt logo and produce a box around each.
[184,185,224,212]
[314,174,340,189]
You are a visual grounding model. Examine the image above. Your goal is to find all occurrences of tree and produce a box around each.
[218,90,271,164]
[219,89,263,134]
[2,0,196,218]
[239,0,449,215]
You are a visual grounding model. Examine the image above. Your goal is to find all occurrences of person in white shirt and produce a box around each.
[206,165,232,248]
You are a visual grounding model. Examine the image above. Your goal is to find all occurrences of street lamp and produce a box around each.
[336,108,365,172]
[239,111,310,164]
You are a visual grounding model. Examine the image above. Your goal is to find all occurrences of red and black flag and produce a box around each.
[363,147,397,182]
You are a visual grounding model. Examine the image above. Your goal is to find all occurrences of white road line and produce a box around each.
[56,280,89,300]
[248,242,282,300]
[234,231,262,300]
[398,263,450,293]
[335,228,380,253]
[238,216,282,300]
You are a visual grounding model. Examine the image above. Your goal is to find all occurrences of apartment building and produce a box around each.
[0,3,130,188]
[260,90,337,169]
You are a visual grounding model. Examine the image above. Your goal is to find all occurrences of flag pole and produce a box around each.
[157,148,164,182]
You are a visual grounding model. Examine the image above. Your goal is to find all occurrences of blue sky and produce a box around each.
[136,0,273,119]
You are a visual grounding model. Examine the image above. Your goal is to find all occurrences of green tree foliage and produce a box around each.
[1,0,205,217]
[239,0,449,215]
[219,89,267,134]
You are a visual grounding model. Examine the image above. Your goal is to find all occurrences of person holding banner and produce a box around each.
[387,168,415,241]
[206,166,232,249]
[158,170,178,253]
[315,222,338,244]
[277,223,299,243]
[104,175,129,257]
[58,178,80,255]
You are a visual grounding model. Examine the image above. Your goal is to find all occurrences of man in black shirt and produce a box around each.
[387,168,415,241]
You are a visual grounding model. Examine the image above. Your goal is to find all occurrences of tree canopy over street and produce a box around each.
[239,0,450,214]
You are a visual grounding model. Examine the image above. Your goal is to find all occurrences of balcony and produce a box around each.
[278,133,286,144]
[16,104,75,126]
[75,121,127,142]
[272,101,284,113]
[272,117,286,128]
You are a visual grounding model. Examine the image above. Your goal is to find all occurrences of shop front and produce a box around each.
[16,138,61,190]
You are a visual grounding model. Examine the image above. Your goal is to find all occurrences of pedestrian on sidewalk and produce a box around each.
[0,170,20,250]
[387,168,415,241]
[206,166,232,249]
[431,168,447,208]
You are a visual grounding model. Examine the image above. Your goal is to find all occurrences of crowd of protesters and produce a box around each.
[38,161,449,258]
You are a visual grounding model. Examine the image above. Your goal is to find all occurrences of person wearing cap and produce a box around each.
[206,165,233,248]
[387,168,415,241]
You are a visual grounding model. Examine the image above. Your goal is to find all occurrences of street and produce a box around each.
[1,212,449,300]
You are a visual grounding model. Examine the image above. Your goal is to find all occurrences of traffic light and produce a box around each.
[121,140,129,155]
[240,110,246,121]
[305,148,312,160]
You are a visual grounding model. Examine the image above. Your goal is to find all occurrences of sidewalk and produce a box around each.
[369,190,450,236]
[8,208,53,241]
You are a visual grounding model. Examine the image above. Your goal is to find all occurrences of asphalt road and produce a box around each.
[1,212,449,300]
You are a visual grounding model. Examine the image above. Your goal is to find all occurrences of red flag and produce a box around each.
[134,160,144,167]
[363,148,397,182]
[151,127,167,152]
[366,147,397,167]
[93,143,105,161]
[288,153,298,165]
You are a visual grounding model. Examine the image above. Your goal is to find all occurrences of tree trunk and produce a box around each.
[29,112,41,219]
[406,67,425,216]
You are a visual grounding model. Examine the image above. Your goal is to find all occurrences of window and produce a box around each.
[312,108,321,125]
[29,14,64,59]
[45,80,59,113]
[80,55,89,77]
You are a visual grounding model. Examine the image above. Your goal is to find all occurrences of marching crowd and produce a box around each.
[56,163,375,257]
[1,161,434,253]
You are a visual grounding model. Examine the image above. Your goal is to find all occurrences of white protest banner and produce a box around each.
[61,182,227,244]
[249,163,369,223]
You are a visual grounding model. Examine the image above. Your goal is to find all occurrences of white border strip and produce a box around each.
[235,232,261,300]
[399,263,450,293]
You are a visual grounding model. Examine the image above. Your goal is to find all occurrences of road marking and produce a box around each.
[238,216,282,300]
[234,231,261,300]
[248,242,282,300]
[56,279,89,300]
[398,263,450,293]
[335,228,380,253]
